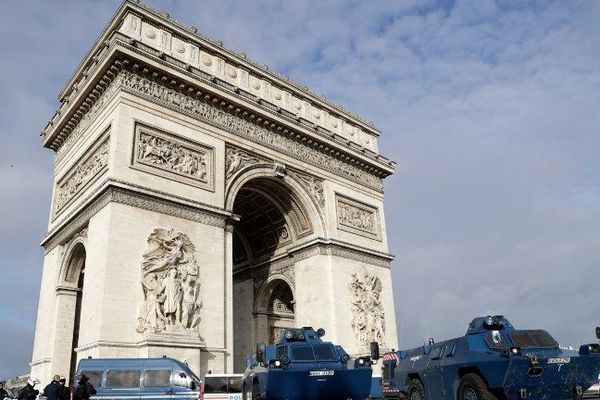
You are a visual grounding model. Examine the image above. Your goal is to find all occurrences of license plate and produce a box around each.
[548,357,571,364]
[309,370,335,376]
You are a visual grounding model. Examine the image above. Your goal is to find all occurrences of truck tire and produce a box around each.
[408,378,426,400]
[458,373,497,400]
[242,384,247,400]
[252,381,262,400]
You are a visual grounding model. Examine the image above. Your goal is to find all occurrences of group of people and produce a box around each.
[0,375,96,400]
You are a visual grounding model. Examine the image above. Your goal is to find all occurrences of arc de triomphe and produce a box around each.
[31,0,397,383]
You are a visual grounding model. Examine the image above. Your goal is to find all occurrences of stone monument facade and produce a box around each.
[31,0,397,383]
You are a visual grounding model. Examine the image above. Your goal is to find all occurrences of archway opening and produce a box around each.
[231,177,307,371]
[65,243,86,381]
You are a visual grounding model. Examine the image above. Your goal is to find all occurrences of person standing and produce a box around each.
[0,382,8,400]
[43,375,62,400]
[72,375,95,400]
[58,377,69,400]
[17,378,39,400]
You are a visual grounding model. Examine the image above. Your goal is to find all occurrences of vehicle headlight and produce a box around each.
[510,347,522,355]
[280,355,290,365]
[341,354,350,363]
[358,358,365,365]
[275,360,281,367]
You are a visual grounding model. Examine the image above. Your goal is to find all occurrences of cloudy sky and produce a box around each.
[1,0,599,379]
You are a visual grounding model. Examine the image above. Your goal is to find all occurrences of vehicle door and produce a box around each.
[141,369,173,400]
[426,345,446,400]
[105,369,142,400]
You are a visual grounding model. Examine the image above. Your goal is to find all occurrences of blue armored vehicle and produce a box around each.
[381,316,600,400]
[241,327,377,400]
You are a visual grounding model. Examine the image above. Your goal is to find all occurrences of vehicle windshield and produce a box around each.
[509,330,559,349]
[289,344,338,361]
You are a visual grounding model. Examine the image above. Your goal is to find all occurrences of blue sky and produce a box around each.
[1,0,600,379]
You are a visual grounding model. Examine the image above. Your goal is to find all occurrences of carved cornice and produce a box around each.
[43,37,394,184]
[233,239,392,283]
[42,182,229,252]
[116,69,385,190]
[54,0,381,140]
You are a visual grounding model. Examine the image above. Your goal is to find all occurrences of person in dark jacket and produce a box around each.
[58,377,69,400]
[72,375,95,400]
[0,382,9,400]
[43,376,62,400]
[17,379,39,400]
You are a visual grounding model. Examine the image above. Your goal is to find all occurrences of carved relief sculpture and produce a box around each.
[336,194,381,240]
[349,270,385,346]
[133,124,214,191]
[54,136,110,216]
[137,228,202,335]
[290,170,325,209]
[225,146,263,181]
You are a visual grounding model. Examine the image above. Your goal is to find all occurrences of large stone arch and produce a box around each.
[225,163,327,239]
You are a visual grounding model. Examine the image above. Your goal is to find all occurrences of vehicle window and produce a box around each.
[510,330,559,349]
[313,345,337,361]
[143,370,171,387]
[227,377,242,393]
[276,346,287,358]
[204,377,228,393]
[429,346,445,360]
[290,345,314,361]
[106,370,141,388]
[80,371,103,388]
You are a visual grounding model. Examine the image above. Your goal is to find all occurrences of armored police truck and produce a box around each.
[381,316,600,400]
[242,327,377,400]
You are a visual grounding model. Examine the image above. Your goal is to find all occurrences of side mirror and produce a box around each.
[189,381,196,390]
[596,326,600,340]
[370,342,380,360]
[256,343,266,363]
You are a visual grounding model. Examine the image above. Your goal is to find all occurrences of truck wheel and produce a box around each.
[407,378,426,400]
[242,384,247,400]
[252,382,262,400]
[458,374,497,400]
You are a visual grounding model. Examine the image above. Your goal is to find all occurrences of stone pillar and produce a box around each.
[51,287,80,380]
[224,221,235,373]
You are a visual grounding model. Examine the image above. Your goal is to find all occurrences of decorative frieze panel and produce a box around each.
[118,71,384,191]
[132,124,215,191]
[349,270,385,346]
[335,194,381,240]
[54,134,110,216]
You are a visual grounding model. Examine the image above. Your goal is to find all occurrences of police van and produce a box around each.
[201,374,242,400]
[76,357,201,400]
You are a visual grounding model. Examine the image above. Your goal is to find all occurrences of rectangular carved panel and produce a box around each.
[54,133,110,217]
[132,123,214,191]
[335,194,381,240]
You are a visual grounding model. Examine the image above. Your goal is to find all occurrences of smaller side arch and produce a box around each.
[57,238,87,288]
[255,275,295,313]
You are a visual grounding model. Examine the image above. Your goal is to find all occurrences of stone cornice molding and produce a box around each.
[234,238,393,283]
[44,41,394,184]
[43,17,396,180]
[57,0,381,136]
[41,180,231,252]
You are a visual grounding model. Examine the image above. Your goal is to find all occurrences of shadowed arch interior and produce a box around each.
[231,177,307,372]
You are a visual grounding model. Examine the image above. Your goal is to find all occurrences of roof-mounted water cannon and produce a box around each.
[595,326,600,340]
[484,315,505,330]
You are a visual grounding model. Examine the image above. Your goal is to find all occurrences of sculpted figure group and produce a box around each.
[137,228,202,334]
[349,270,385,346]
